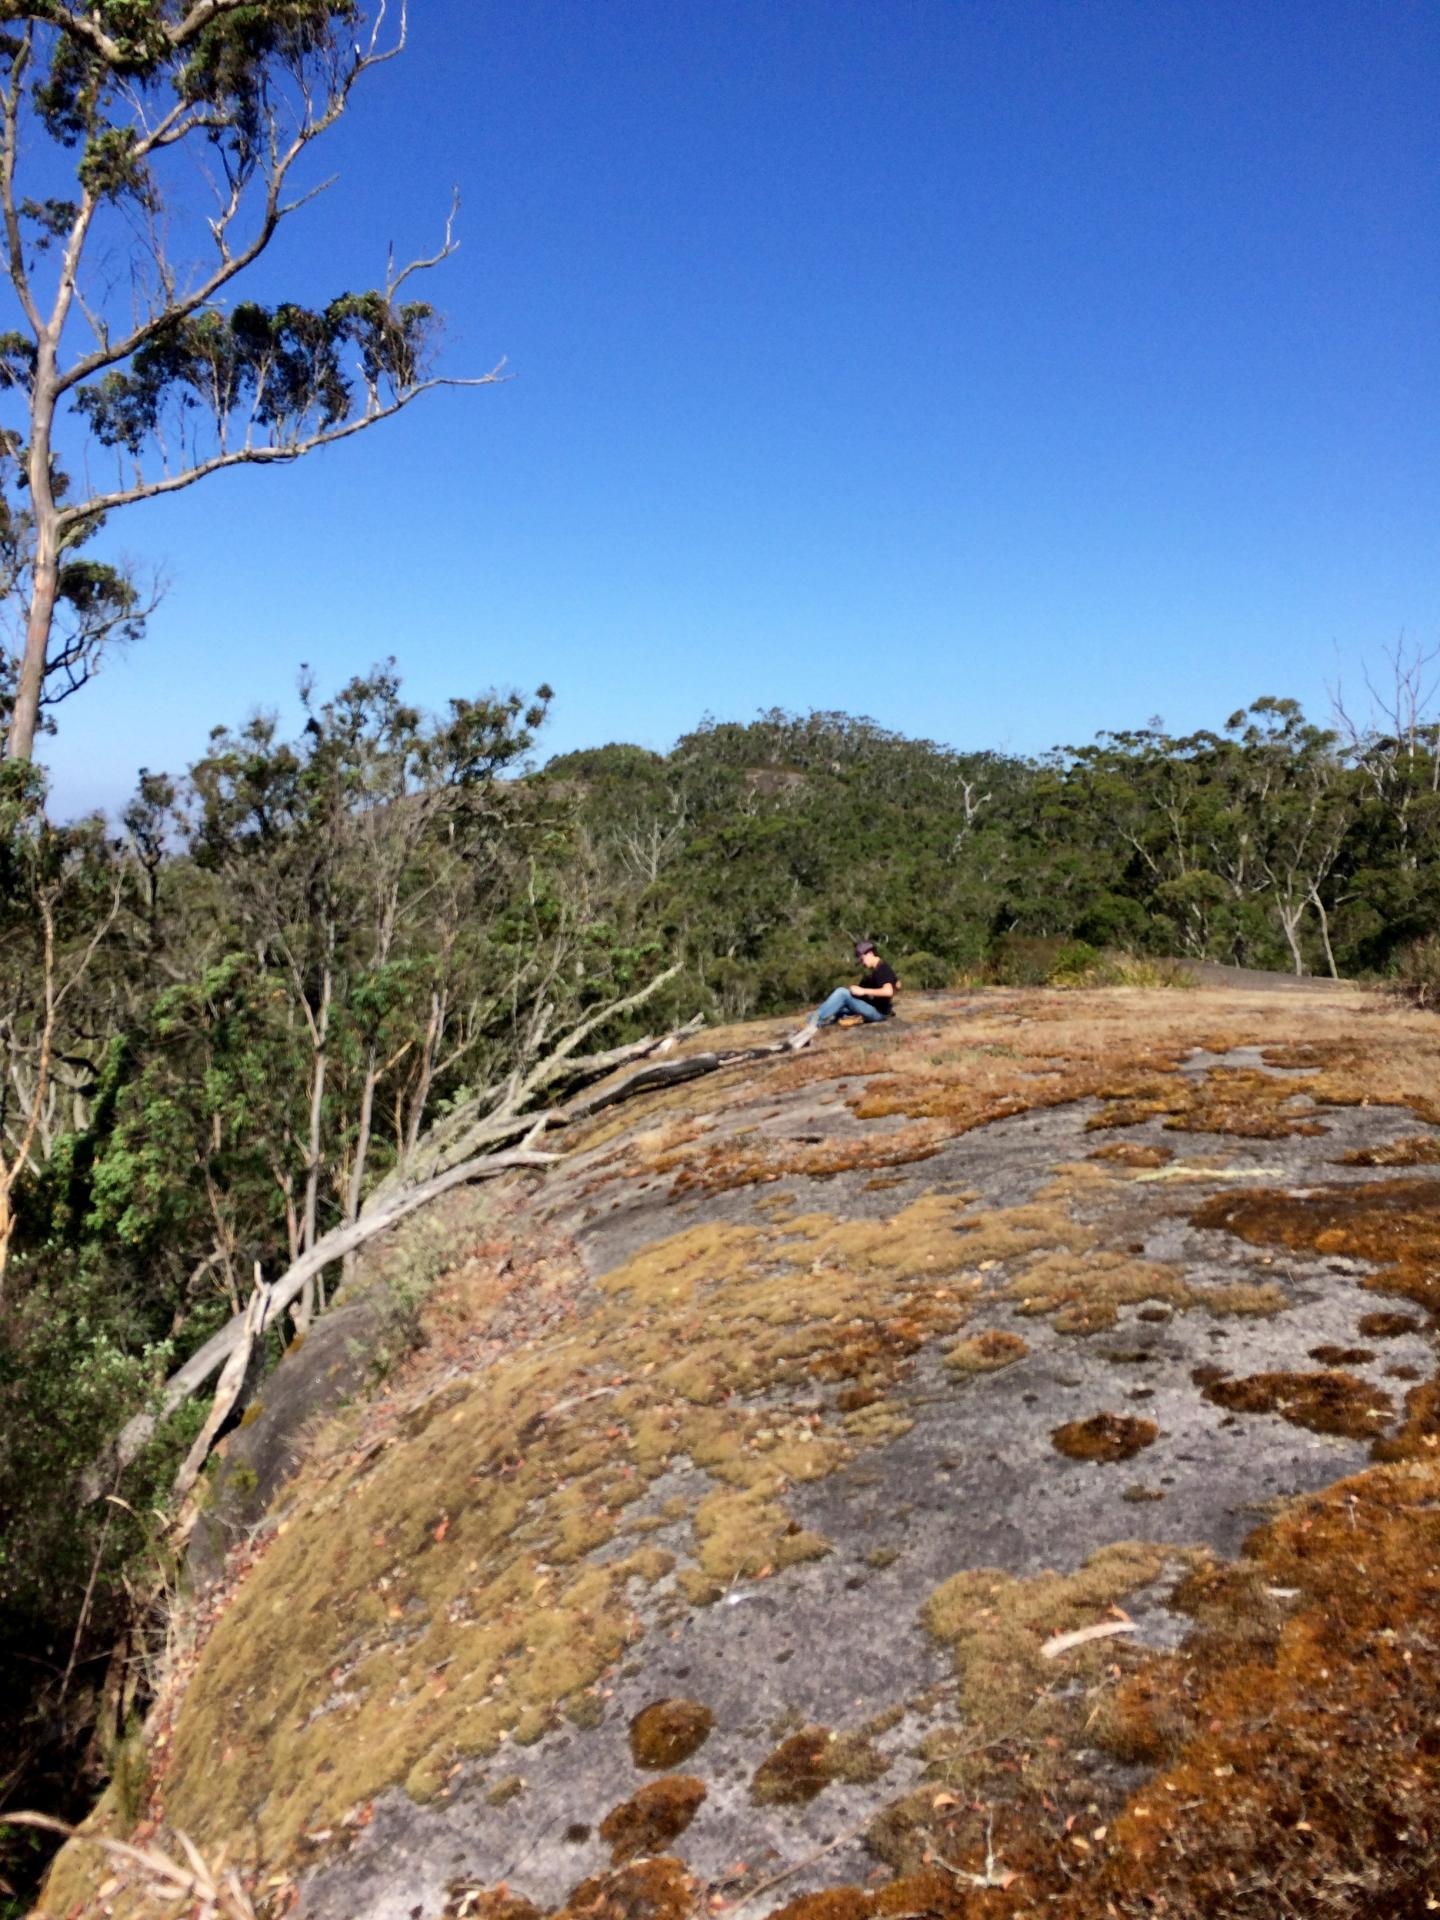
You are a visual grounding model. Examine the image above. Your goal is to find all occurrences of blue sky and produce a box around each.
[26,0,1440,815]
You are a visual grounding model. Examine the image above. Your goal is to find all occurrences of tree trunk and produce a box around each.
[296,962,333,1327]
[1279,902,1305,975]
[346,1048,379,1227]
[8,359,61,763]
[1311,888,1339,981]
[403,988,445,1160]
[340,1047,381,1286]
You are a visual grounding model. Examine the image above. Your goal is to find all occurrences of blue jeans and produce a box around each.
[809,988,886,1028]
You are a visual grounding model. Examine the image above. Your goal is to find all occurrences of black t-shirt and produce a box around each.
[859,961,898,1013]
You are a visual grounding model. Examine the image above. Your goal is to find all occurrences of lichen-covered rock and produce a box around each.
[37,984,1440,1920]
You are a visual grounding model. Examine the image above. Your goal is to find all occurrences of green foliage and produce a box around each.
[1392,936,1440,1010]
[987,936,1097,987]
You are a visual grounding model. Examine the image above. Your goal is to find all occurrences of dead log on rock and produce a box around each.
[87,994,789,1500]
[170,1273,271,1503]
[83,1144,557,1498]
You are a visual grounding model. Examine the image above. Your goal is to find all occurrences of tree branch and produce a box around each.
[56,370,506,530]
[51,29,388,400]
[0,25,39,336]
[84,1142,559,1496]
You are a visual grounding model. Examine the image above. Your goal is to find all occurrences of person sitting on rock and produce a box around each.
[788,939,898,1049]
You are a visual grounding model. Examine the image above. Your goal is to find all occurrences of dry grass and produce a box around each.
[943,1329,1029,1373]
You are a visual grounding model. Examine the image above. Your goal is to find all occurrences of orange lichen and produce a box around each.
[1050,1413,1158,1462]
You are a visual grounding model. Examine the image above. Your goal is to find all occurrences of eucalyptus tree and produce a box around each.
[0,0,495,761]
[184,665,551,1319]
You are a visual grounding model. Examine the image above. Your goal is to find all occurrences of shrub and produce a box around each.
[1391,935,1440,1009]
[1076,951,1197,989]
[986,935,1097,986]
[894,949,950,990]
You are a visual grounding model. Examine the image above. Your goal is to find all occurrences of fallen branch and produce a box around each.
[4,1813,255,1920]
[552,1037,786,1126]
[1040,1618,1139,1659]
[88,1003,787,1499]
[84,1146,556,1497]
[170,1274,271,1502]
[391,968,691,1186]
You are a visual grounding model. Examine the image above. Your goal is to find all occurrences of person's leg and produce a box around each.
[843,993,886,1022]
[808,987,851,1028]
[815,990,885,1026]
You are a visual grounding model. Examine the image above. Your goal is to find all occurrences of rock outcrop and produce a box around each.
[39,984,1440,1919]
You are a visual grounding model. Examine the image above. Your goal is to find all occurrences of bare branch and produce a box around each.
[0,25,40,336]
[89,1142,559,1492]
[56,370,507,530]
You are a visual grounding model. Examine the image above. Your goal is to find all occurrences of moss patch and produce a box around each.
[1073,1459,1440,1918]
[445,1887,545,1920]
[1200,1370,1393,1441]
[598,1777,706,1864]
[1193,1174,1440,1317]
[750,1727,889,1805]
[1086,1140,1174,1168]
[1358,1309,1424,1339]
[628,1699,714,1770]
[944,1328,1029,1373]
[62,988,1440,1919]
[554,1856,695,1920]
[1340,1134,1440,1167]
[1051,1413,1158,1462]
